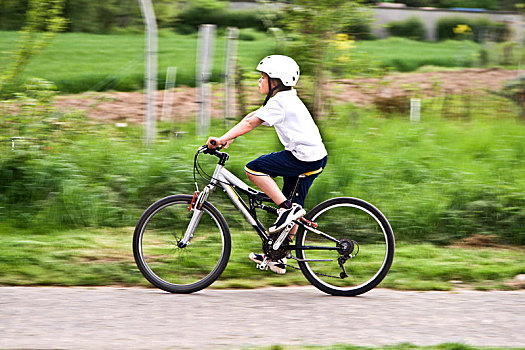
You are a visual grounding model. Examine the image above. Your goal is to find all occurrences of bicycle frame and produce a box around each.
[179,147,272,247]
[212,165,271,236]
[179,146,343,256]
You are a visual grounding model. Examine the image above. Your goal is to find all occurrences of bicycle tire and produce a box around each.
[296,197,394,296]
[133,195,231,293]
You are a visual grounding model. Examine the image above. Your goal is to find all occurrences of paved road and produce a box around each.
[1,286,524,349]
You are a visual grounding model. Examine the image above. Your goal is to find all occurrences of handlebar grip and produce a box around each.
[210,140,217,146]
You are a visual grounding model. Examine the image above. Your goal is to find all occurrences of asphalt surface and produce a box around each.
[1,286,524,349]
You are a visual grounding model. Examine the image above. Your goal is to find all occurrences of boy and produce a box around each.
[207,55,327,274]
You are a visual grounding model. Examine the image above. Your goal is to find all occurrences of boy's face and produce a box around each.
[258,72,270,95]
[258,72,279,95]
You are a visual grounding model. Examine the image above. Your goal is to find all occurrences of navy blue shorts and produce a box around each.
[244,151,328,206]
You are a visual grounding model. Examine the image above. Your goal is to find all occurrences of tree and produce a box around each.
[0,0,29,30]
[0,0,67,97]
[280,0,372,118]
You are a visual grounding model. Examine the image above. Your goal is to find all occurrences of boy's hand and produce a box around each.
[206,137,221,148]
[206,137,233,149]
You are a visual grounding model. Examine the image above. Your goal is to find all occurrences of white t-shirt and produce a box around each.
[254,89,327,162]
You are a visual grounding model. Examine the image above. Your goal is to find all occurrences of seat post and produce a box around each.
[288,174,306,201]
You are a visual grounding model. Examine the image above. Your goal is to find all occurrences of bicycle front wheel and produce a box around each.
[296,197,394,296]
[133,195,231,293]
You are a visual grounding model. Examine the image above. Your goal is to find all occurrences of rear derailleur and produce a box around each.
[336,238,359,279]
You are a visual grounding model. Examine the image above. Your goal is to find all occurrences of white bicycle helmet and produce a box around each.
[256,55,300,87]
[256,55,300,105]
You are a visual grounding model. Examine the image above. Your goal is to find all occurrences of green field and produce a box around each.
[0,29,277,92]
[357,37,482,72]
[0,30,487,92]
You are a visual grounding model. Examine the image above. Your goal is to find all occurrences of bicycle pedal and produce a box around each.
[256,263,269,271]
[256,256,271,271]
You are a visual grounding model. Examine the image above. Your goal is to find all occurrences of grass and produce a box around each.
[0,31,495,93]
[357,38,482,72]
[1,113,524,288]
[0,29,277,92]
[2,94,525,245]
[0,225,523,290]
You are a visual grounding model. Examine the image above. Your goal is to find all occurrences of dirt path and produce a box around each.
[54,68,521,123]
[1,286,524,349]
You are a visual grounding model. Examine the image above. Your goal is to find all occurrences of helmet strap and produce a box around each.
[263,78,287,106]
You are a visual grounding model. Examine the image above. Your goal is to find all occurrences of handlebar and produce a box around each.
[199,144,229,164]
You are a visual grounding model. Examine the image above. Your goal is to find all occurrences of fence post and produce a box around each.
[161,67,177,122]
[196,24,216,137]
[138,0,157,146]
[223,27,239,126]
[410,98,421,122]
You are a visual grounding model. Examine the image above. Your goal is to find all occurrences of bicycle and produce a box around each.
[133,144,395,296]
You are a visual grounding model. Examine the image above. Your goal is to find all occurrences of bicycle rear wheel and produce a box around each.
[133,195,231,293]
[296,197,394,296]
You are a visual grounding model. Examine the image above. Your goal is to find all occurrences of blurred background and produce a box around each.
[0,0,524,291]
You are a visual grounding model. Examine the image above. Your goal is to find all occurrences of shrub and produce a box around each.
[342,13,376,40]
[221,10,267,31]
[436,16,511,43]
[373,94,410,114]
[438,186,525,245]
[238,30,256,41]
[386,16,427,41]
[174,0,266,33]
[497,74,525,118]
[470,17,511,42]
[437,16,472,41]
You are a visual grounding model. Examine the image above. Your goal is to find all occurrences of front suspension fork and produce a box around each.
[177,185,213,248]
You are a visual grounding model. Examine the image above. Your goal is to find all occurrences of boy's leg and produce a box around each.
[295,175,317,206]
[281,176,300,240]
[245,172,287,206]
[247,172,304,234]
[246,152,319,232]
[282,175,316,241]
[245,153,325,272]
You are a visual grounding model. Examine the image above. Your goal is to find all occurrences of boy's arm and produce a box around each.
[207,112,263,148]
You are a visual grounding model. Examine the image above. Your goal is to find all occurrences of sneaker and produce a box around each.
[249,253,287,275]
[269,203,306,233]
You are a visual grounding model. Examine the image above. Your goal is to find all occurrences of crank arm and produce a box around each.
[272,221,295,250]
